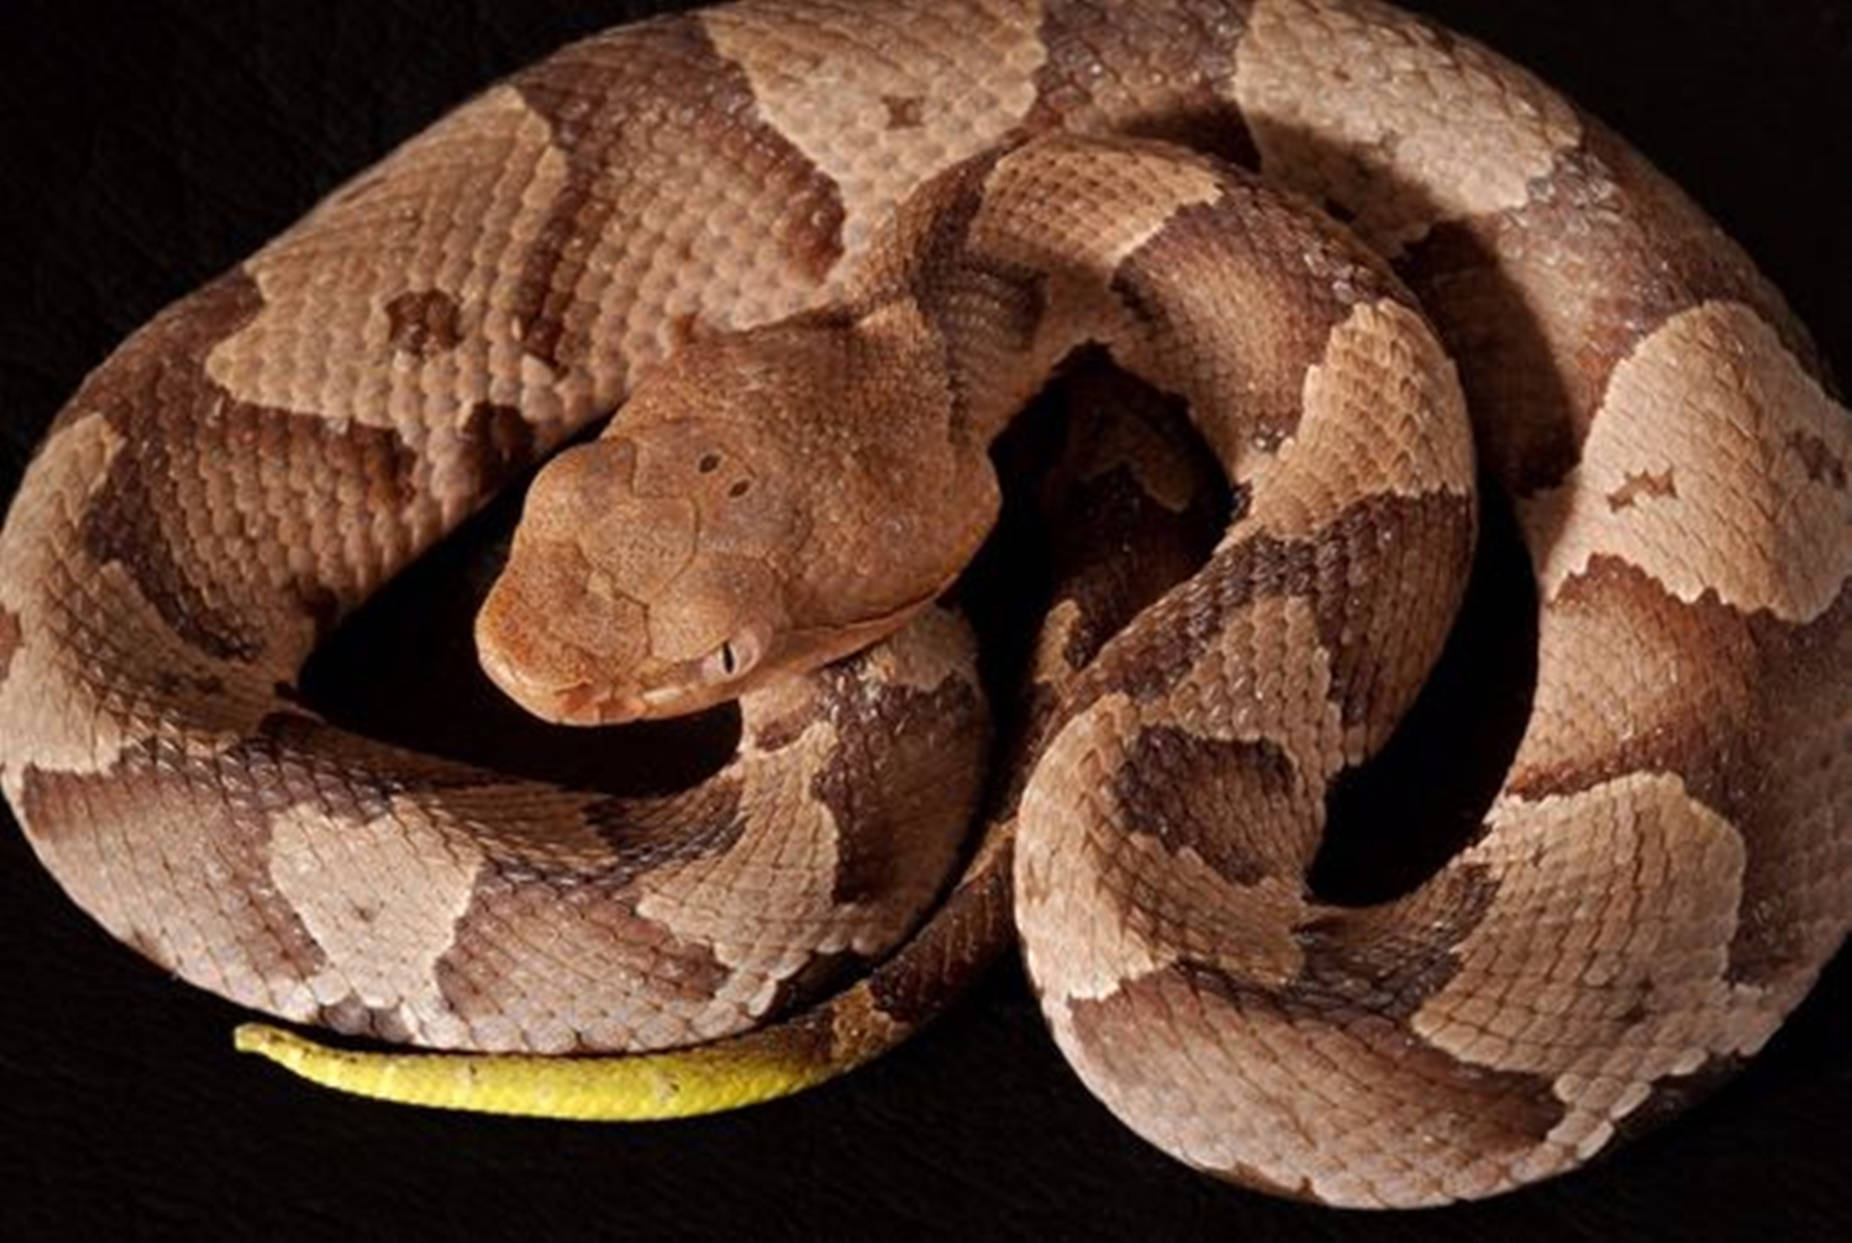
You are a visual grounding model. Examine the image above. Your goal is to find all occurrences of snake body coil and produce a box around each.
[2,0,1848,1209]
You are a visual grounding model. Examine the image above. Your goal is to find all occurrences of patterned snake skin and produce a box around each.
[2,0,1847,1208]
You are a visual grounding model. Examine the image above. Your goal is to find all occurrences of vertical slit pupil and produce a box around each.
[720,642,738,675]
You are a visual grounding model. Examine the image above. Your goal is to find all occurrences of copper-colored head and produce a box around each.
[476,418,802,724]
[476,314,999,726]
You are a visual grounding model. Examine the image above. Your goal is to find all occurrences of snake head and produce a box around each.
[477,315,997,726]
[475,419,806,725]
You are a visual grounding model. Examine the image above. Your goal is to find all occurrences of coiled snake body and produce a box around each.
[3,0,1849,1209]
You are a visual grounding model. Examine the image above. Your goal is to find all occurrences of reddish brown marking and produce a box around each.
[16,734,344,979]
[1606,468,1678,512]
[1059,485,1228,679]
[665,311,714,351]
[57,267,422,662]
[1399,117,1827,494]
[1288,864,1500,1020]
[54,268,258,434]
[866,840,1012,1027]
[1113,727,1301,886]
[748,705,816,754]
[288,580,345,644]
[810,672,984,905]
[152,670,226,698]
[1789,430,1848,490]
[1511,560,1745,804]
[433,878,735,1030]
[54,709,766,1045]
[760,948,868,1021]
[0,605,19,689]
[1030,0,1260,169]
[881,94,924,129]
[82,462,256,662]
[458,402,537,495]
[82,371,422,663]
[251,710,509,800]
[1035,363,1229,675]
[1110,182,1411,455]
[988,362,1230,821]
[1067,960,1567,1155]
[509,17,844,369]
[570,777,749,890]
[732,1004,842,1066]
[1087,491,1474,749]
[384,289,464,356]
[1510,557,1801,816]
[882,150,1047,437]
[1510,560,1852,987]
[317,994,419,1043]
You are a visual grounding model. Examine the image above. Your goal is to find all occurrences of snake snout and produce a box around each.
[475,537,657,727]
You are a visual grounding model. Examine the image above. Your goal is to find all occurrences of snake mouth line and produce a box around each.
[477,649,649,727]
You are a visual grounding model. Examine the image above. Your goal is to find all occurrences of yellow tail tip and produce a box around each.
[232,1022,840,1121]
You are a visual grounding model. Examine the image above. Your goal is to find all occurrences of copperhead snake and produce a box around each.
[3,0,1849,1210]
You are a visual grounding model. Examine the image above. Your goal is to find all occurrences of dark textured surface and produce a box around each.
[2,1,1849,1239]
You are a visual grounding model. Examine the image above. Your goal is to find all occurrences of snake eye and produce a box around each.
[701,631,762,684]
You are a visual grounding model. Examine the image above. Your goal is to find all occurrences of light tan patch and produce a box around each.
[1017,695,1166,1000]
[206,86,577,516]
[828,982,909,1051]
[1231,0,1581,252]
[17,744,336,1021]
[1527,301,1852,622]
[737,672,823,752]
[863,604,975,695]
[268,800,485,1041]
[1415,772,1783,1165]
[1029,597,1086,686]
[1509,563,1748,795]
[970,134,1226,313]
[633,715,889,1020]
[433,880,737,1052]
[702,0,1048,273]
[1048,974,1562,1208]
[1243,298,1472,540]
[1605,468,1678,513]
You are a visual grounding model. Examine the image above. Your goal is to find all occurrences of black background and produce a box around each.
[2,2,1849,1239]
